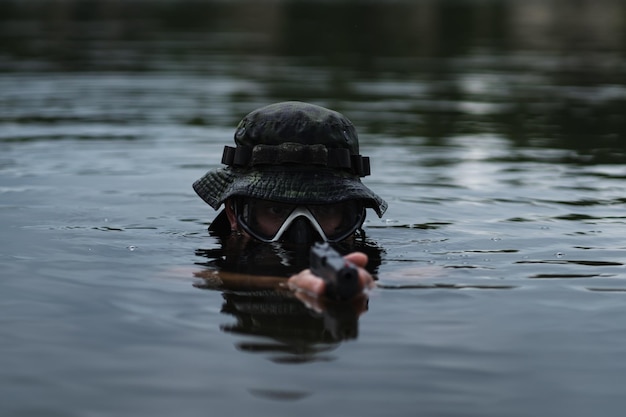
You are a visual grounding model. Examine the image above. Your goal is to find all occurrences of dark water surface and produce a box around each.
[2,1,626,416]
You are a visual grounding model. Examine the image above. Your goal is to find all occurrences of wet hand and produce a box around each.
[287,252,374,298]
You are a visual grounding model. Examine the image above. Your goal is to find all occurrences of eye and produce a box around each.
[313,206,332,216]
[268,205,290,217]
[311,205,341,220]
[254,201,293,219]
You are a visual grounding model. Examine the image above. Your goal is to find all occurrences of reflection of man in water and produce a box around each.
[192,101,388,299]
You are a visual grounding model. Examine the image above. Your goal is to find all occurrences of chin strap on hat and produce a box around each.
[221,143,371,177]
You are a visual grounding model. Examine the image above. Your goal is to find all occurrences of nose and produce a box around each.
[283,216,324,245]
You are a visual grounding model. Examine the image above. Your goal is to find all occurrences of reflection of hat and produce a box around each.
[193,101,387,216]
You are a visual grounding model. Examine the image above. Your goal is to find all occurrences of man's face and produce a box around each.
[251,200,344,238]
[228,198,365,244]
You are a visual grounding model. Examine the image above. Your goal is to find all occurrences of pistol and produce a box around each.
[310,242,360,301]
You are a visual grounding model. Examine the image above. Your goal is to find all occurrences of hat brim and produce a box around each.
[193,166,387,217]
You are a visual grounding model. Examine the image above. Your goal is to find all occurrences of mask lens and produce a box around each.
[240,199,296,241]
[308,201,364,241]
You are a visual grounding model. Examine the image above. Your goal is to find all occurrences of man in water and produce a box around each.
[192,101,387,298]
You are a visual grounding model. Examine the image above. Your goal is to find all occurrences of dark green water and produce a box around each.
[1,1,626,416]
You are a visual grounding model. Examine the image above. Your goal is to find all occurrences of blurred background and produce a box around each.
[1,0,625,157]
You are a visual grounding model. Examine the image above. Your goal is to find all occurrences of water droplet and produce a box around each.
[128,245,137,251]
[555,252,564,258]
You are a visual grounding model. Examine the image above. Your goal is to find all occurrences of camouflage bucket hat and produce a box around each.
[192,101,387,217]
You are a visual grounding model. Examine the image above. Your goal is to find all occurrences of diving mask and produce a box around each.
[234,198,365,243]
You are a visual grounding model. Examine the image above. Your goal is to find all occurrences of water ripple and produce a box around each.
[516,260,623,267]
[378,283,517,290]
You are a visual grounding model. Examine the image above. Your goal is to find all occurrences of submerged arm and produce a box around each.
[194,252,374,298]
